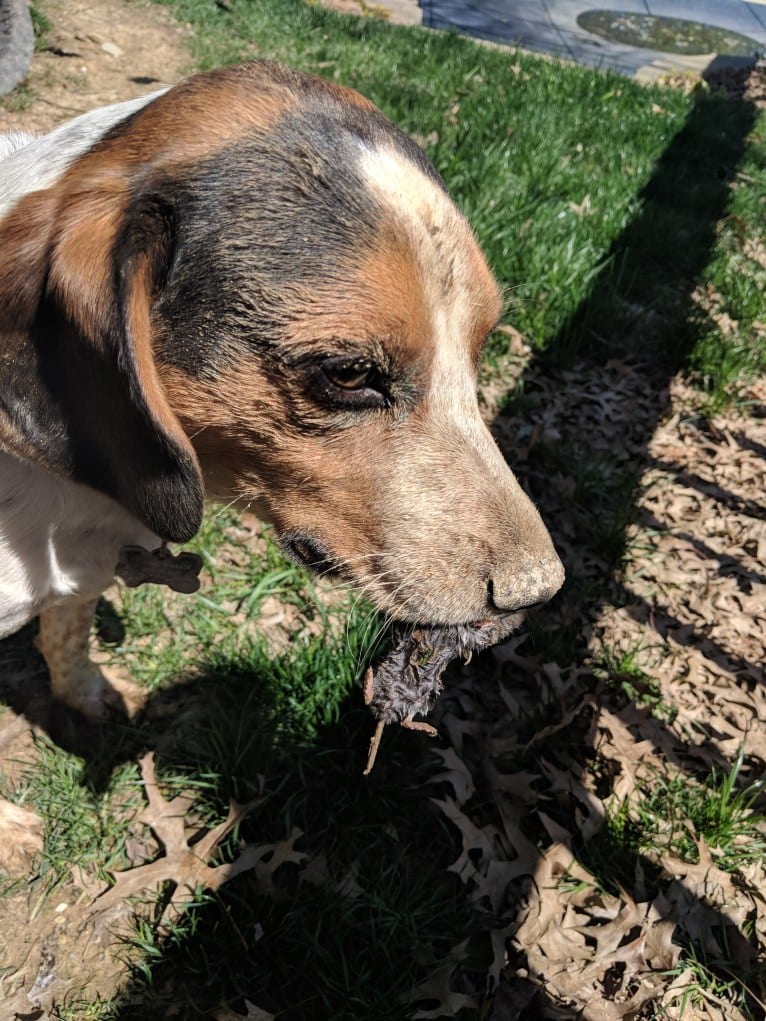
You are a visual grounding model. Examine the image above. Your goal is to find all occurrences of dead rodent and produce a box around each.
[362,618,517,774]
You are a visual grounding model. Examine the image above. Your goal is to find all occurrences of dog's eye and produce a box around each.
[315,356,388,409]
[323,361,374,390]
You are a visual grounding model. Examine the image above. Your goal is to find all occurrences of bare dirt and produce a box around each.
[0,0,191,136]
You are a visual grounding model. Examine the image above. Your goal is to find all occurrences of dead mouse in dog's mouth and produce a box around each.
[362,616,520,775]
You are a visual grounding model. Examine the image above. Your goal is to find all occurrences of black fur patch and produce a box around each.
[153,85,445,378]
[279,530,339,575]
[30,298,203,543]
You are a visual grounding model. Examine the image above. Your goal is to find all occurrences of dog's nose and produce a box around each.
[488,553,565,613]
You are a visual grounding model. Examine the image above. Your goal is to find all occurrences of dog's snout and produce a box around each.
[488,553,565,614]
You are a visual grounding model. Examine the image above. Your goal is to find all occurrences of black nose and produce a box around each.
[488,580,543,614]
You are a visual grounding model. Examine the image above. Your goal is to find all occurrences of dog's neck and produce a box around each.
[0,91,167,216]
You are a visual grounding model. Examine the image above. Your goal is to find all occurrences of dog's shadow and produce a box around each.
[0,611,142,793]
[1,609,467,1020]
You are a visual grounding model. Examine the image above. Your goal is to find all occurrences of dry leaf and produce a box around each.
[431,796,502,885]
[86,753,271,925]
[411,941,478,1019]
[428,746,476,805]
[214,1001,275,1021]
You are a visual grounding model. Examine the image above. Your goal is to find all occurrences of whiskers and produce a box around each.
[334,559,424,675]
[209,490,253,525]
[305,550,418,673]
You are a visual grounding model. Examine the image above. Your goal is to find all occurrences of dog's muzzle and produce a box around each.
[279,531,340,576]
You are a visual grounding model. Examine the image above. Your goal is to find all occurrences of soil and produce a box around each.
[0,0,191,136]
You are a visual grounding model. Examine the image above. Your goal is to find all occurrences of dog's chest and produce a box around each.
[0,452,157,638]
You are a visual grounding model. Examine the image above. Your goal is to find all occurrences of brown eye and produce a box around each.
[312,355,389,410]
[324,363,373,390]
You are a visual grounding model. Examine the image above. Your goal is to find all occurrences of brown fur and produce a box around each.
[1,60,564,715]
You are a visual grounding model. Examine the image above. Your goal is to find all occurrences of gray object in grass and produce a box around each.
[0,0,34,96]
[363,617,519,774]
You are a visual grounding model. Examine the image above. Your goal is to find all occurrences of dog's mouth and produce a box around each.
[277,532,532,649]
[436,612,525,653]
[278,532,527,641]
[279,531,342,578]
[362,611,526,773]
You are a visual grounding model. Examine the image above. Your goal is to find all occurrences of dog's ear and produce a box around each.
[0,181,204,542]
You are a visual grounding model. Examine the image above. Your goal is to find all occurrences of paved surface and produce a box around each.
[414,0,766,78]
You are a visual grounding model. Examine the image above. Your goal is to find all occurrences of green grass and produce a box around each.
[20,740,141,883]
[0,80,36,113]
[153,0,765,397]
[30,3,52,49]
[101,509,380,741]
[660,946,763,1021]
[595,643,678,722]
[637,752,766,873]
[585,756,766,889]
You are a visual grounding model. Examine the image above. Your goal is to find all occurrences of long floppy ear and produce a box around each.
[0,180,204,543]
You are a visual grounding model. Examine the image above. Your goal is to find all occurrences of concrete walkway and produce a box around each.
[407,0,766,78]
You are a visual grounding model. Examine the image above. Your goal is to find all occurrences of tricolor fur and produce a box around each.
[0,61,563,718]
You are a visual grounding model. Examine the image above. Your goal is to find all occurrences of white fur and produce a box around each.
[359,144,505,478]
[0,97,166,638]
[0,131,36,160]
[0,452,157,639]
[0,90,164,215]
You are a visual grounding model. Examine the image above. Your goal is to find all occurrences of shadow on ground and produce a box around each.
[479,82,765,1018]
[0,83,763,1021]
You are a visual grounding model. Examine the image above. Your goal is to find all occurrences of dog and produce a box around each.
[0,60,563,865]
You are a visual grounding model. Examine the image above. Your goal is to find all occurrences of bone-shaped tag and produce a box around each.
[116,545,203,594]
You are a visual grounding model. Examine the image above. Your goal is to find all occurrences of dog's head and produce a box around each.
[0,61,563,627]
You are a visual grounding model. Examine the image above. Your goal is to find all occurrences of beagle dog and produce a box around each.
[0,61,563,723]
